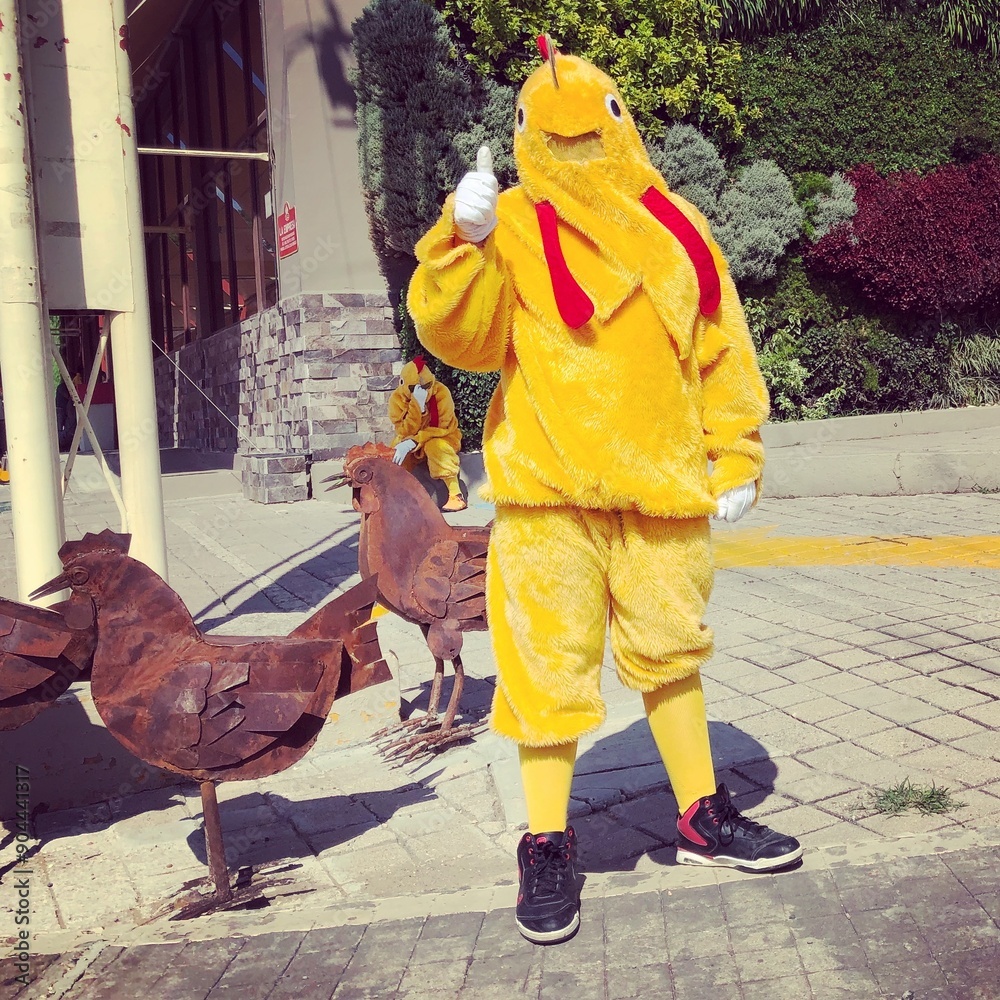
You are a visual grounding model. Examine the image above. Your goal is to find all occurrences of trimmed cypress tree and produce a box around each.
[352,0,474,293]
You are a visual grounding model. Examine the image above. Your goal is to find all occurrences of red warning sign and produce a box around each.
[278,203,299,259]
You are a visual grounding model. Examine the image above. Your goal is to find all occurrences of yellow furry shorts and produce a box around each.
[487,506,715,746]
[404,437,460,482]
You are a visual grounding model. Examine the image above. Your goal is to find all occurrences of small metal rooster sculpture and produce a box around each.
[29,530,390,907]
[0,592,96,732]
[325,442,490,759]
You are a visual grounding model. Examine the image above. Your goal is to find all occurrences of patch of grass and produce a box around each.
[865,779,964,816]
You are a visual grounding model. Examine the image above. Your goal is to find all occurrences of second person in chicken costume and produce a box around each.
[408,38,802,945]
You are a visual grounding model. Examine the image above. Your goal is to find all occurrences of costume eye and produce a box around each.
[605,94,622,120]
[516,103,526,133]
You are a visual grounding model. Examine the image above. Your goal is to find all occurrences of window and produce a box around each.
[137,0,275,351]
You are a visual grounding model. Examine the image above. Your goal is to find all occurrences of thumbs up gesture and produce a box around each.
[454,145,499,244]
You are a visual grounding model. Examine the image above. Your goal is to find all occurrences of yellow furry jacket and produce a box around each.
[407,53,769,518]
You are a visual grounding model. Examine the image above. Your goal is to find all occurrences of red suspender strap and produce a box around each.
[534,200,595,329]
[639,187,722,316]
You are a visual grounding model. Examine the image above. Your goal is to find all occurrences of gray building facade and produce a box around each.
[132,0,399,472]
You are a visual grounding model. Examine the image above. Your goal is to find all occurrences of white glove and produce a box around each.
[393,439,418,465]
[713,481,757,523]
[454,145,498,244]
[412,384,429,413]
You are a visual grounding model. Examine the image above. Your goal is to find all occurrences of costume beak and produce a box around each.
[322,473,350,491]
[29,573,71,601]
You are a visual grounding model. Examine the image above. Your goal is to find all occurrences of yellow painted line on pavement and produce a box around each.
[714,526,1000,569]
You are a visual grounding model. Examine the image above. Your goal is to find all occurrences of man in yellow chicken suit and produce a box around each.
[388,355,467,511]
[408,38,801,945]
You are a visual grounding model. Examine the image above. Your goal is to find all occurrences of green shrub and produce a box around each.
[352,0,474,291]
[432,0,747,140]
[934,324,1000,407]
[745,257,951,419]
[810,171,857,241]
[737,4,1000,175]
[717,0,998,58]
[715,160,803,282]
[648,126,803,282]
[648,124,727,215]
[398,283,499,450]
[452,78,519,190]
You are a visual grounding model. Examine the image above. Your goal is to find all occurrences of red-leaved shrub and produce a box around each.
[808,157,1000,318]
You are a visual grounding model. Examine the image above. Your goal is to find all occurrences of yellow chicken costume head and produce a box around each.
[514,39,661,214]
[509,37,721,330]
[399,355,436,393]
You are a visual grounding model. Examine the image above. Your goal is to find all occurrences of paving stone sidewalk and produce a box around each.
[10,838,1000,999]
[1,488,999,998]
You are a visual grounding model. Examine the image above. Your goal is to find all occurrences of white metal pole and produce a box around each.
[0,0,66,604]
[109,0,168,581]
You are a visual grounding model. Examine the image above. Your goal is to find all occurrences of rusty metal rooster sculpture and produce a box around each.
[29,530,390,908]
[0,592,96,732]
[325,442,490,759]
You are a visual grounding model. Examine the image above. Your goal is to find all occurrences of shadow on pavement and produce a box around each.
[572,717,778,875]
[185,784,436,868]
[192,533,362,633]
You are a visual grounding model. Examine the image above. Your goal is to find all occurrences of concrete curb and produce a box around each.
[32,824,1000,955]
[308,405,1000,503]
[761,403,1000,448]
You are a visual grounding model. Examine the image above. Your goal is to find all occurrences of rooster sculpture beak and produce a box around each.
[322,472,350,491]
[29,572,72,601]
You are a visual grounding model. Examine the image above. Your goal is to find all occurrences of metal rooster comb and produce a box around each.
[344,442,394,469]
[58,529,132,561]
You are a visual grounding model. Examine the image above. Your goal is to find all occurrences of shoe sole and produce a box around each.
[675,844,804,872]
[515,911,580,944]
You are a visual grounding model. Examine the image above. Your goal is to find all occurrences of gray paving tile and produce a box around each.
[269,925,367,999]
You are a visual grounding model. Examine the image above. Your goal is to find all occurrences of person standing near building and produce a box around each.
[55,372,78,451]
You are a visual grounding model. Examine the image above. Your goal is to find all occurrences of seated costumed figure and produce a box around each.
[408,36,802,945]
[388,355,467,511]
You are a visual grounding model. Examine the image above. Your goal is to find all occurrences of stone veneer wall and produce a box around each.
[153,291,401,460]
[153,325,241,452]
[240,291,400,458]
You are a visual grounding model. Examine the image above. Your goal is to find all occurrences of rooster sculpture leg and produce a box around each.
[373,626,447,743]
[200,782,233,903]
[384,653,484,762]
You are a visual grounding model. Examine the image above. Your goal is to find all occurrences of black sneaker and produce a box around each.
[676,784,803,872]
[515,828,580,944]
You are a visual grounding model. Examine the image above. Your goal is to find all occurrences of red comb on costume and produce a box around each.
[536,35,550,60]
[413,355,425,372]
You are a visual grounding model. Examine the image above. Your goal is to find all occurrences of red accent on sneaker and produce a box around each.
[536,836,548,844]
[677,799,710,847]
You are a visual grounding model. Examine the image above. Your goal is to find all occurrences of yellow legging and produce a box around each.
[520,672,716,833]
[404,437,462,496]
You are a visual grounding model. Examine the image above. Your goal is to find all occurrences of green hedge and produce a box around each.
[432,0,746,140]
[745,258,956,418]
[737,5,1000,174]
